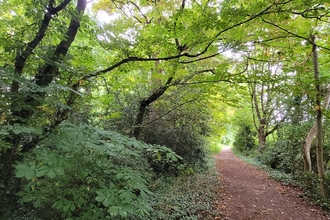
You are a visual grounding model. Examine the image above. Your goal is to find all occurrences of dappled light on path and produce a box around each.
[215,149,329,220]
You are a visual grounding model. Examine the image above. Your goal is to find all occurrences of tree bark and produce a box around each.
[249,71,290,152]
[34,0,86,87]
[311,35,329,198]
[258,127,266,150]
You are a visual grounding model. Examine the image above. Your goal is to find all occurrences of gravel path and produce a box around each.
[215,148,329,220]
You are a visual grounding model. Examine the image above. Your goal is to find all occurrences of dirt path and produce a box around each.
[215,148,329,220]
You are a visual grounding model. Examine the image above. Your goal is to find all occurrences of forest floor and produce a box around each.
[215,148,330,220]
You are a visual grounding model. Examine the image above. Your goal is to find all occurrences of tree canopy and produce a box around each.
[2,0,330,218]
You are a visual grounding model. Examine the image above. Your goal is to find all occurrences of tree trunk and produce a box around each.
[302,84,330,174]
[133,77,173,139]
[311,35,329,198]
[257,128,266,151]
[0,0,87,184]
[11,0,72,93]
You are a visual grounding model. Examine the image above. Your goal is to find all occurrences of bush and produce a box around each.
[8,123,182,219]
[143,126,207,170]
[257,124,310,174]
[233,123,256,155]
[138,100,211,172]
[207,141,222,155]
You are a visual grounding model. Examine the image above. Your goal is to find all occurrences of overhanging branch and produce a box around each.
[142,98,199,127]
[262,19,330,52]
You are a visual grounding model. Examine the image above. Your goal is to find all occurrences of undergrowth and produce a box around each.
[131,159,221,220]
[2,123,223,220]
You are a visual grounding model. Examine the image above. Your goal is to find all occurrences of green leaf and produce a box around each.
[102,197,111,206]
[47,169,56,179]
[23,127,43,135]
[52,200,64,210]
[33,197,41,208]
[25,169,36,180]
[119,208,127,217]
[95,190,106,202]
[53,167,65,176]
[21,196,32,203]
[12,128,23,134]
[0,130,9,135]
[119,191,133,203]
[121,203,133,213]
[36,166,50,177]
[156,151,162,161]
[63,203,72,212]
[115,173,123,180]
[140,190,148,200]
[70,203,76,211]
[16,170,28,178]
[109,206,119,216]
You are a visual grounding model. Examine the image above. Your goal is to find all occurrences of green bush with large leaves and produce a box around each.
[12,123,182,219]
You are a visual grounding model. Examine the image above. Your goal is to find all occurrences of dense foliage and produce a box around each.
[233,123,256,155]
[2,0,330,218]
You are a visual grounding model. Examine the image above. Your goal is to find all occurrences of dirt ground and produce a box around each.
[215,148,330,220]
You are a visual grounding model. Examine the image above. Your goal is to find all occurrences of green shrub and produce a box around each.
[12,123,181,219]
[143,126,207,170]
[233,123,256,155]
[257,124,308,174]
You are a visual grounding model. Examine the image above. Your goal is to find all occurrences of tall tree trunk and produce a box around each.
[257,123,266,151]
[302,84,330,174]
[311,35,329,198]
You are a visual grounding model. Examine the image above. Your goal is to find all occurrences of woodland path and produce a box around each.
[215,148,329,220]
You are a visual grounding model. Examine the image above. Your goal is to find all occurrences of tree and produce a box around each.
[243,48,292,151]
[233,123,257,154]
[310,35,329,198]
[0,0,88,182]
[2,0,330,216]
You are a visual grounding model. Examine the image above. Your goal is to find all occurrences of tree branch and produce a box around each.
[129,1,150,24]
[179,53,220,64]
[11,0,72,93]
[142,98,198,127]
[203,2,276,53]
[50,0,72,15]
[35,0,87,87]
[262,19,330,52]
[133,76,174,138]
